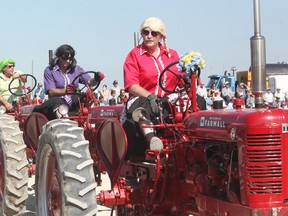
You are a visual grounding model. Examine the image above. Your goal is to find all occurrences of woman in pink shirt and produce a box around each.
[123,17,179,152]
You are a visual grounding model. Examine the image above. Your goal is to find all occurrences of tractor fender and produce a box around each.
[96,118,128,187]
[23,112,48,151]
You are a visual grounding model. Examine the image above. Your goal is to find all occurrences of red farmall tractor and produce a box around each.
[21,58,288,216]
[1,71,108,215]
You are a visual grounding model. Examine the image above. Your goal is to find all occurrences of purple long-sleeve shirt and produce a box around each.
[44,64,91,105]
[44,64,91,94]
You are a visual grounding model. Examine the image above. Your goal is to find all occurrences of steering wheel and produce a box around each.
[159,61,187,94]
[8,74,37,96]
[159,61,201,94]
[71,71,100,93]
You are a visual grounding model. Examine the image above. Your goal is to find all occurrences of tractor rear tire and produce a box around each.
[35,119,98,216]
[0,114,29,216]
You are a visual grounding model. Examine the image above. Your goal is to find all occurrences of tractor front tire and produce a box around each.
[35,119,98,216]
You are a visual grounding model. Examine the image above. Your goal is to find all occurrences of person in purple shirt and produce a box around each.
[33,44,104,119]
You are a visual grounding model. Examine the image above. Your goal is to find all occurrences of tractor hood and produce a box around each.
[182,109,288,141]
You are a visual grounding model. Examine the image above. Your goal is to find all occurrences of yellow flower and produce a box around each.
[182,54,192,64]
[189,51,196,56]
[177,51,205,73]
[199,60,205,68]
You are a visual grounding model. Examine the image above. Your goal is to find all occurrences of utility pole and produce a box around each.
[31,60,34,77]
[49,50,53,63]
[134,32,139,47]
[231,66,237,77]
[31,60,35,87]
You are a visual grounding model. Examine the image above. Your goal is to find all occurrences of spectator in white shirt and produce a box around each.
[274,88,284,104]
[263,88,274,105]
[196,82,208,99]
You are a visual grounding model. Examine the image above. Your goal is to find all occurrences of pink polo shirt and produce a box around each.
[124,43,179,97]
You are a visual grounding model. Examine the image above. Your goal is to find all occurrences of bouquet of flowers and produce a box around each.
[177,51,205,73]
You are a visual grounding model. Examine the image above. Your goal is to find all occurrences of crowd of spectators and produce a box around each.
[196,80,288,110]
[31,76,288,110]
[94,80,128,106]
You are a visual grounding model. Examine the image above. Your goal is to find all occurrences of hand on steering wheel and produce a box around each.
[66,84,77,95]
[8,74,37,96]
[71,71,104,93]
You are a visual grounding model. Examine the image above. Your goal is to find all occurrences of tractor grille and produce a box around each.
[246,134,282,194]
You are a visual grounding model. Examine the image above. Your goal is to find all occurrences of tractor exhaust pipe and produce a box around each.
[250,0,266,108]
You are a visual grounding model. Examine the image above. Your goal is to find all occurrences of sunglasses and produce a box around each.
[6,64,15,68]
[142,30,159,37]
[61,55,73,61]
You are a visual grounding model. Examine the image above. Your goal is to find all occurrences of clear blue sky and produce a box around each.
[1,0,287,87]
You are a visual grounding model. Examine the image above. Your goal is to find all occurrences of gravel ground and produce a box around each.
[24,173,115,216]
